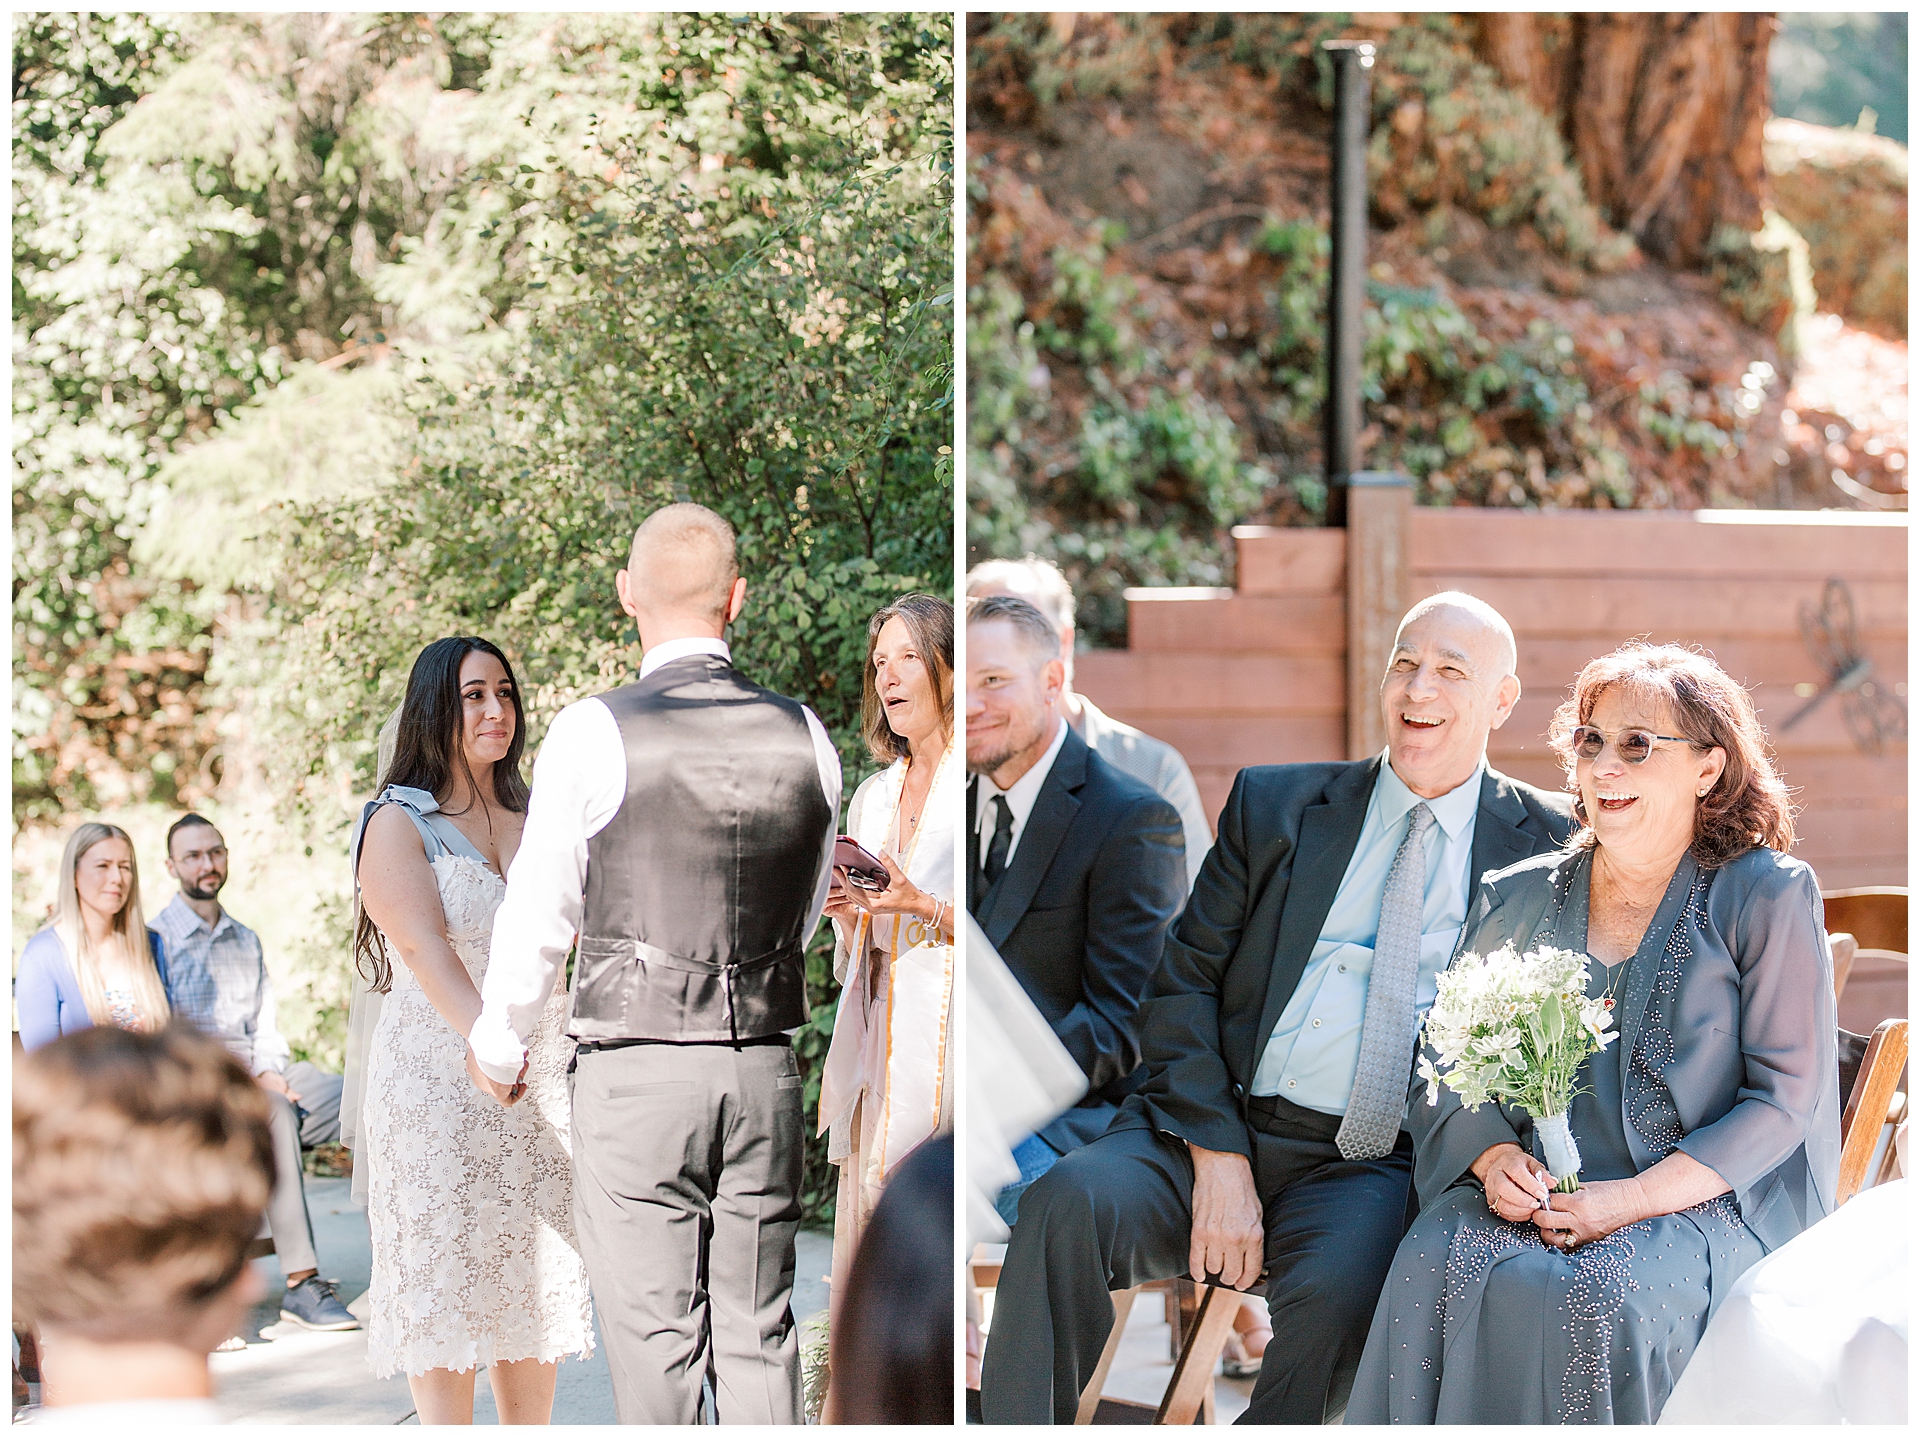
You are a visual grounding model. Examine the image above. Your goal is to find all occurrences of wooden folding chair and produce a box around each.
[1838,1017,1909,1205]
[1821,888,1908,957]
[1828,931,1859,1001]
[1071,1273,1254,1425]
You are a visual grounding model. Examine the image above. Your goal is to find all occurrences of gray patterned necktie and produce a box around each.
[1337,801,1436,1161]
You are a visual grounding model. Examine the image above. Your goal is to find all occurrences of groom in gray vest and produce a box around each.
[469,503,841,1424]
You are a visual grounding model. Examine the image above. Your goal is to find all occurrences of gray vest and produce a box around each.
[571,655,831,1043]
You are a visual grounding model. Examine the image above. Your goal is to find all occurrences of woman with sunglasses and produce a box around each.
[1348,641,1840,1425]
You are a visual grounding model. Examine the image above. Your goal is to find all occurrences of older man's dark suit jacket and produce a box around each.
[1115,755,1576,1158]
[968,724,1187,1150]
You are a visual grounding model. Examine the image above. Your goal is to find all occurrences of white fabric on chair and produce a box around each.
[963,914,1086,1252]
[1658,1178,1908,1425]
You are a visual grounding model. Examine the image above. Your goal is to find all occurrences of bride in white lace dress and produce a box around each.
[349,637,593,1424]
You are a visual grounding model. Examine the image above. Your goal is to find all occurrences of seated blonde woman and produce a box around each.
[1348,643,1841,1425]
[818,593,956,1344]
[16,821,173,1047]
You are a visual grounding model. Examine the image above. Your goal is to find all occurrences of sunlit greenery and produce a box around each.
[15,12,954,1224]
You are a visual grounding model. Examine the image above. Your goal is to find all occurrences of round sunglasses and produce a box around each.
[1569,725,1695,764]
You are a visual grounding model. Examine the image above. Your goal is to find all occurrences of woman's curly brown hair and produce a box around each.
[1548,642,1796,869]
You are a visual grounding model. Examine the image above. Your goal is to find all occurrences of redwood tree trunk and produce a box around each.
[1474,13,1776,269]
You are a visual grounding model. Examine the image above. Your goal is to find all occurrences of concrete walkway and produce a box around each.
[210,1176,832,1424]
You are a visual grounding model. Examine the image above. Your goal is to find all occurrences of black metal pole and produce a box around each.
[1322,40,1373,528]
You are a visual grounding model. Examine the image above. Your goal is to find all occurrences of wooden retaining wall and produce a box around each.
[1075,509,1908,892]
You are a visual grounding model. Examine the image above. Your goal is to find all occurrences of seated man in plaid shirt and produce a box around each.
[152,812,358,1333]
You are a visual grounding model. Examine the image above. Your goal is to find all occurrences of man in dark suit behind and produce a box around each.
[966,594,1186,1222]
[981,592,1577,1425]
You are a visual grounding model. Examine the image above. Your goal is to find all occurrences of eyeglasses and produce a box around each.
[1570,725,1695,764]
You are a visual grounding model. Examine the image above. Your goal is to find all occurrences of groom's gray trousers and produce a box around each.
[570,1038,806,1425]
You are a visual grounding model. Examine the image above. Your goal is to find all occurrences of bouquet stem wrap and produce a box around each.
[1536,1108,1583,1192]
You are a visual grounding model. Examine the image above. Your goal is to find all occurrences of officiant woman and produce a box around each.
[1348,642,1841,1424]
[818,593,956,1363]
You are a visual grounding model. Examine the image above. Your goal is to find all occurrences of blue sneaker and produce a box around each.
[280,1275,359,1331]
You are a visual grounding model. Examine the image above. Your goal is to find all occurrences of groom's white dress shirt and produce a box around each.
[470,636,843,1084]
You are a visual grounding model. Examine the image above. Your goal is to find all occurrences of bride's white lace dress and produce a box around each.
[362,851,594,1377]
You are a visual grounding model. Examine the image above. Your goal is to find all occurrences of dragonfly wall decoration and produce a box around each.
[1779,578,1907,755]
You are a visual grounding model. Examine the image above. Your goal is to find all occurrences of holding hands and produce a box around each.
[466,1043,528,1108]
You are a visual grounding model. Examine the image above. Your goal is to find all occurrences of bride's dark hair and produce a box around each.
[353,636,531,993]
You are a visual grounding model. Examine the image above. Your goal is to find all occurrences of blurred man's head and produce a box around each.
[164,814,228,903]
[14,1026,273,1372]
[965,556,1077,681]
[965,594,1065,785]
[616,502,747,647]
[1380,591,1521,800]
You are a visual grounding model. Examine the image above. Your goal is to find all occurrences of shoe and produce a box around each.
[280,1276,359,1332]
[1220,1330,1266,1381]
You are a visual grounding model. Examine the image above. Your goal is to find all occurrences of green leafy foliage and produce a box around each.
[968,12,1841,647]
[967,240,1267,645]
[968,208,1641,644]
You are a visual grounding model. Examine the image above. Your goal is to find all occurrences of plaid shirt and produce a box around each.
[150,894,289,1076]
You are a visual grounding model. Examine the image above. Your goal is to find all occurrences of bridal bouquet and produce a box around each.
[1416,943,1618,1192]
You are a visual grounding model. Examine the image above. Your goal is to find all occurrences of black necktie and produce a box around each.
[983,794,1014,886]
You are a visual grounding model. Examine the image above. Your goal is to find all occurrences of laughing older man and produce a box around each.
[979,593,1576,1425]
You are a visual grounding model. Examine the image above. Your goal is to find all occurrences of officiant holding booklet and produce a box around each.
[817,593,956,1412]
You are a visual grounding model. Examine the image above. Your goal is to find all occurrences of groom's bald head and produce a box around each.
[623,504,738,624]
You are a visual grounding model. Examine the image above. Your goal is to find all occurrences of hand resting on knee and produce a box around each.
[1186,1144,1265,1290]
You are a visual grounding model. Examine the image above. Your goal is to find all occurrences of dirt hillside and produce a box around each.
[965,15,1907,641]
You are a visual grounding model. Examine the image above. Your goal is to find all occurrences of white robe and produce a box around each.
[818,748,955,1304]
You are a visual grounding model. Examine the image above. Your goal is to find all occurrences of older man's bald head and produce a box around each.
[624,503,739,623]
[1394,591,1517,680]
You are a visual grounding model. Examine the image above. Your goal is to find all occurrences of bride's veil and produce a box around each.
[340,704,402,1207]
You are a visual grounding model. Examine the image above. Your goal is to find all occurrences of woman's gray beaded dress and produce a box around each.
[1347,853,1768,1424]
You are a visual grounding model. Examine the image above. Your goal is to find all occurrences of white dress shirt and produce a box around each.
[470,637,843,1083]
[1249,755,1485,1113]
[973,713,1069,875]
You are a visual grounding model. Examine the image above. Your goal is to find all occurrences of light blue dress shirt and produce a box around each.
[1249,757,1484,1114]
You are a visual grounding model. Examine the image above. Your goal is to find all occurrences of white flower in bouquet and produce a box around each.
[1416,943,1618,1192]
